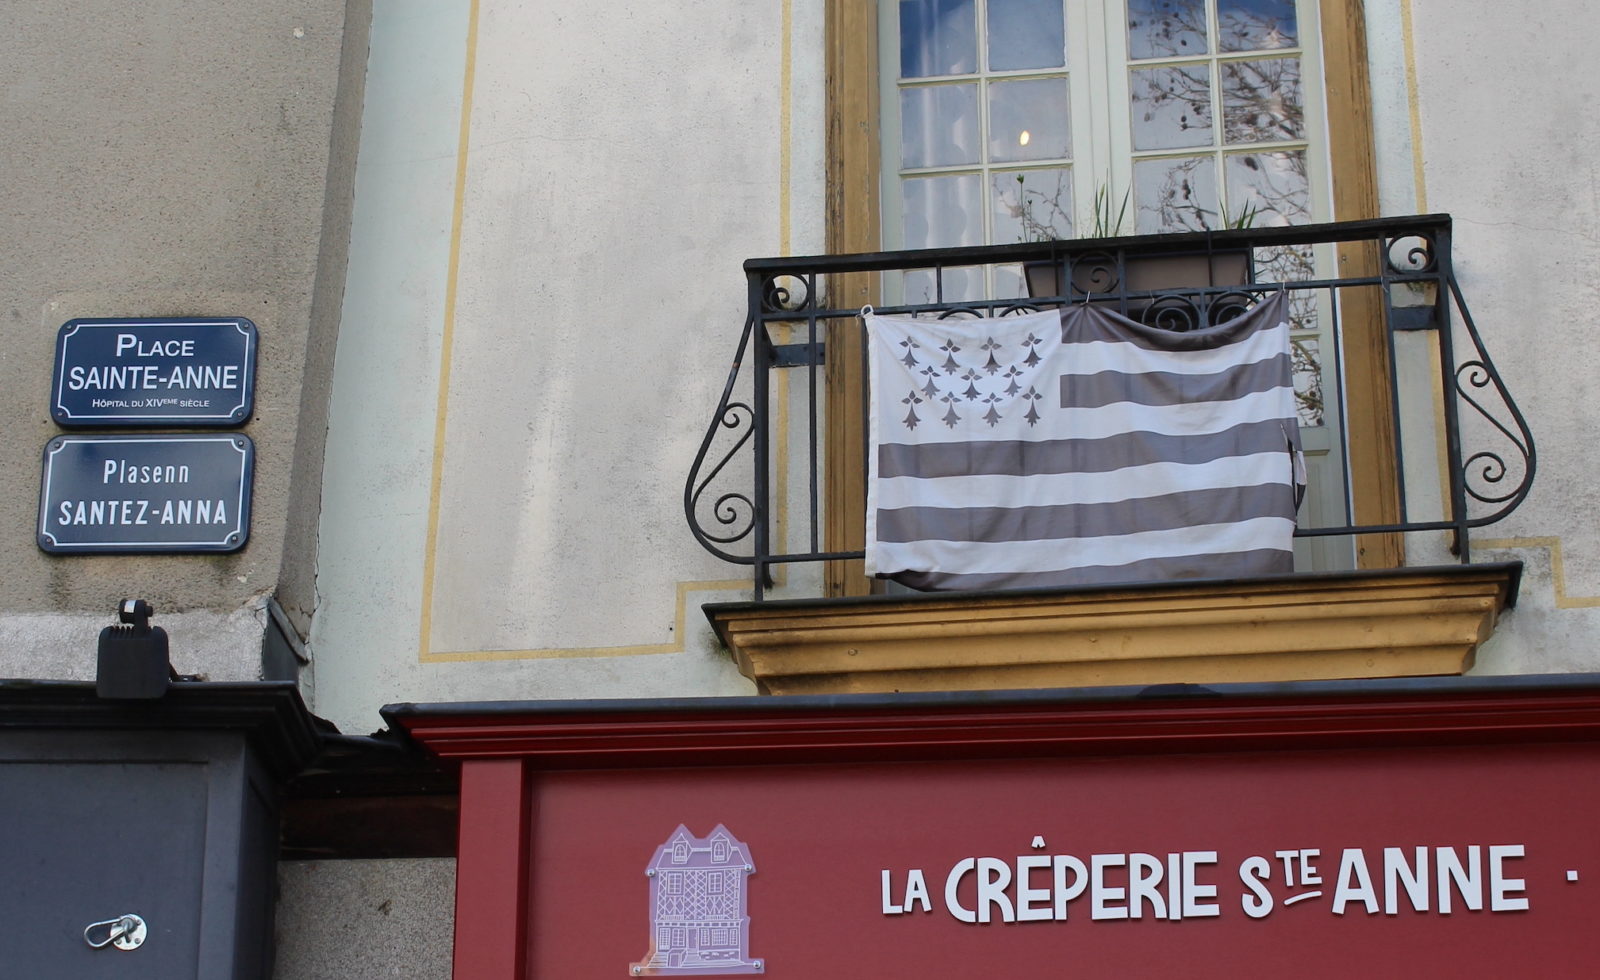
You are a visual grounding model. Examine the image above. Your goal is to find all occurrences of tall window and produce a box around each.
[881,0,1326,303]
[877,0,1351,570]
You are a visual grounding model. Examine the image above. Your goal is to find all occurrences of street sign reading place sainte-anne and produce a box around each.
[38,435,254,554]
[50,317,257,427]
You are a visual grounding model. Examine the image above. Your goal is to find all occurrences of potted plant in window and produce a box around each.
[1020,181,1253,308]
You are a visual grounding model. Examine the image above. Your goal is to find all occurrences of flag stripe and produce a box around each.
[873,451,1294,510]
[873,517,1296,576]
[1060,353,1293,409]
[892,548,1294,592]
[877,418,1294,479]
[1057,330,1290,379]
[876,483,1296,544]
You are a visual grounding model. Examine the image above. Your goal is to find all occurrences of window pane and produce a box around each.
[902,173,984,248]
[992,167,1073,243]
[1223,149,1309,225]
[903,266,986,304]
[900,0,976,77]
[1291,336,1324,427]
[993,264,1029,299]
[1130,64,1213,150]
[987,0,1066,71]
[989,78,1071,163]
[1221,57,1303,143]
[1133,155,1218,232]
[1218,0,1298,52]
[900,84,980,167]
[1127,0,1208,59]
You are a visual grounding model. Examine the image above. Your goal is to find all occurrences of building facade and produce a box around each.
[3,1,1600,977]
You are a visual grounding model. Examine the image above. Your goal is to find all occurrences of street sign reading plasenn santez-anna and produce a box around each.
[38,434,254,553]
[50,317,257,427]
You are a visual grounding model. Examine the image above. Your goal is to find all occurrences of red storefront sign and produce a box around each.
[394,679,1600,978]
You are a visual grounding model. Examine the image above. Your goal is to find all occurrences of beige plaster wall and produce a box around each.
[0,1,368,678]
[309,0,828,732]
[1393,0,1600,670]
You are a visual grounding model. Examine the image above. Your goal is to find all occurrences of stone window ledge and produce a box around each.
[706,563,1522,696]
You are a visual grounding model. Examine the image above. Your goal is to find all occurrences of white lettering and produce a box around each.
[1128,853,1166,920]
[975,857,1014,923]
[1240,856,1274,918]
[1090,854,1127,921]
[1437,846,1482,914]
[116,335,196,358]
[1333,848,1379,915]
[1384,846,1429,914]
[1014,856,1053,922]
[1490,845,1528,911]
[1181,851,1219,918]
[881,870,902,915]
[1052,855,1087,921]
[1167,852,1182,921]
[904,869,931,913]
[945,859,976,923]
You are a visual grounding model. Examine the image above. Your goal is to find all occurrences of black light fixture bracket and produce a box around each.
[95,600,172,699]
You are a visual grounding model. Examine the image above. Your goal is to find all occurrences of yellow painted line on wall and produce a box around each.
[780,0,793,256]
[422,578,753,661]
[418,0,794,663]
[1474,536,1600,609]
[1400,0,1428,212]
[418,0,481,661]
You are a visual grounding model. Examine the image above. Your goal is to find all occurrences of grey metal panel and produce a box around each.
[0,731,278,979]
[1,759,207,978]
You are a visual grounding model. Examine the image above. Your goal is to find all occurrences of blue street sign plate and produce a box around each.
[38,435,254,554]
[50,317,257,427]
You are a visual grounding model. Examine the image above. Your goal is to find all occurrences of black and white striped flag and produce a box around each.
[865,292,1302,591]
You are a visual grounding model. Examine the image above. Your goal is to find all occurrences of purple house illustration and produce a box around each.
[630,824,761,976]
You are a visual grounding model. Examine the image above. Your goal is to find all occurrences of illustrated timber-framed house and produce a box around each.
[633,825,760,976]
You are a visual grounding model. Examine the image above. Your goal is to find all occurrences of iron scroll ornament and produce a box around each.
[685,314,758,564]
[1446,277,1536,526]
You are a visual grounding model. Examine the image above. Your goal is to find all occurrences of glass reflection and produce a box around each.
[1291,336,1323,426]
[993,264,1029,300]
[1221,57,1302,143]
[1131,64,1213,150]
[1133,155,1218,233]
[989,78,1071,163]
[900,0,977,78]
[902,173,984,249]
[992,168,1073,243]
[988,0,1066,71]
[1223,150,1309,226]
[900,84,980,168]
[903,267,987,304]
[1218,0,1297,51]
[1127,0,1208,59]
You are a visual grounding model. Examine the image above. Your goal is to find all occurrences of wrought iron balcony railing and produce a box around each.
[687,215,1533,599]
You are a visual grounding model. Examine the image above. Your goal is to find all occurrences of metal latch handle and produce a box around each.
[84,913,147,950]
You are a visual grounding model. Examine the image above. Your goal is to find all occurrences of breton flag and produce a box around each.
[864,291,1303,591]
